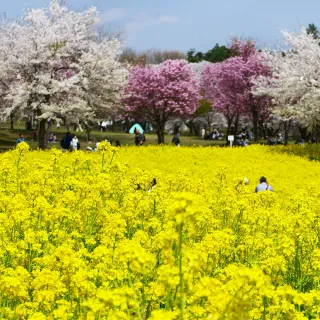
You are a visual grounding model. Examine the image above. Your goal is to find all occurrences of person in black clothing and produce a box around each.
[135,130,145,146]
[60,132,73,150]
[172,133,180,146]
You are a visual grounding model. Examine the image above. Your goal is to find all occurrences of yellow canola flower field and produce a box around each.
[1,142,320,320]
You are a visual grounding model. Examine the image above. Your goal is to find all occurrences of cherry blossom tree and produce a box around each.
[201,39,271,142]
[124,60,200,144]
[0,1,127,149]
[254,29,320,134]
[189,61,211,83]
[201,60,245,139]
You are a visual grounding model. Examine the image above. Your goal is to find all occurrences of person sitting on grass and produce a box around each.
[16,134,25,145]
[255,176,273,193]
[135,130,145,146]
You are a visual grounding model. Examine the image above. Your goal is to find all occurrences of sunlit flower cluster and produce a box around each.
[0,142,320,319]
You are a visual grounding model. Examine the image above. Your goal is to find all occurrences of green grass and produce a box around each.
[271,144,320,161]
[0,123,227,151]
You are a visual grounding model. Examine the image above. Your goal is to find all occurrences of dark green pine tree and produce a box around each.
[307,23,319,39]
[187,44,231,63]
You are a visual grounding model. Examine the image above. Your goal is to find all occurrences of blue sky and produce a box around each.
[3,0,320,52]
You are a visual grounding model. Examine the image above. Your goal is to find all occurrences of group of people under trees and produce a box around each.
[134,128,181,146]
[60,133,121,152]
[202,128,224,140]
[266,134,284,146]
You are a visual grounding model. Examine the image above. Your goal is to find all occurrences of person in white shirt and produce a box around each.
[56,118,61,129]
[255,177,273,193]
[71,135,79,151]
[201,128,206,139]
[101,121,107,132]
[76,121,83,132]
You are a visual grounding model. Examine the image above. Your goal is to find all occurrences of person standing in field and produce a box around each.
[201,128,206,139]
[172,133,181,147]
[56,118,61,129]
[71,135,79,151]
[76,120,83,132]
[101,121,107,132]
[61,132,73,151]
[255,177,273,192]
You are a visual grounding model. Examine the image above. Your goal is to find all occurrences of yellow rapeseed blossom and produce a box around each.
[0,145,319,319]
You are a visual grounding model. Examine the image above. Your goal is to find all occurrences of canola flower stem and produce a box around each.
[16,151,22,170]
[110,151,115,165]
[101,152,105,172]
[127,262,143,320]
[16,151,23,191]
[179,223,184,320]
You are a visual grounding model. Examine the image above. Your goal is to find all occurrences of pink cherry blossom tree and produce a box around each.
[201,59,245,139]
[124,60,200,144]
[201,39,271,142]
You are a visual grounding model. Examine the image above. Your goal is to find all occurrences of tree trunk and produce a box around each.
[184,121,194,136]
[297,125,309,142]
[233,115,239,142]
[205,112,214,132]
[316,125,320,143]
[85,125,91,142]
[174,122,181,135]
[10,113,14,130]
[31,111,35,129]
[258,120,265,140]
[156,125,165,144]
[283,120,291,145]
[111,117,115,132]
[252,109,259,143]
[226,117,233,142]
[190,124,194,136]
[38,119,47,150]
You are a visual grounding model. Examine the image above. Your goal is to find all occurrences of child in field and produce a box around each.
[71,135,79,151]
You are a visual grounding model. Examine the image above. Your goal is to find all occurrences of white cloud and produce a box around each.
[100,8,179,28]
[125,15,179,34]
[99,8,179,43]
[99,8,128,23]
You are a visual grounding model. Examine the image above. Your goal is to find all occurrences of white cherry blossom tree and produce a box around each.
[0,1,127,148]
[254,29,320,132]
